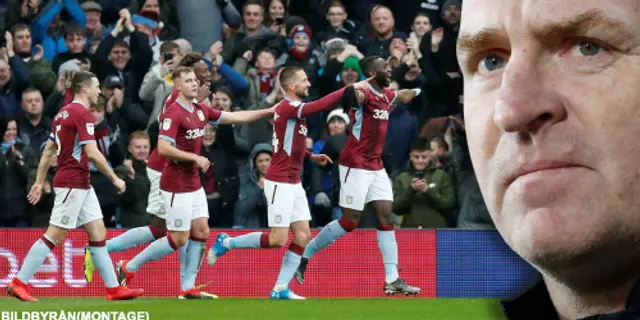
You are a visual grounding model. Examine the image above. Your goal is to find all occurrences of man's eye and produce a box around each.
[478,55,506,74]
[572,41,602,57]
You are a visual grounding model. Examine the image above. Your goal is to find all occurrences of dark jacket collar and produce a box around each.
[502,277,640,320]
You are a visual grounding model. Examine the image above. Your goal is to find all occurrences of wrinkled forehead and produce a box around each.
[459,0,640,53]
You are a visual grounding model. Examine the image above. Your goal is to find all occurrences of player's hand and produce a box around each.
[27,183,43,205]
[195,156,211,172]
[310,154,332,166]
[113,177,126,194]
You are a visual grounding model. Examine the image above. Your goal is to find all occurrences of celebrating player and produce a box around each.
[84,53,213,296]
[7,71,144,302]
[114,66,275,299]
[206,66,368,300]
[295,56,422,296]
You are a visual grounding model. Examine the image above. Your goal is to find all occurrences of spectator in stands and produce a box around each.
[128,0,178,42]
[10,24,56,98]
[409,12,432,43]
[91,9,152,104]
[310,108,349,225]
[429,135,448,169]
[393,137,455,228]
[52,23,91,74]
[360,5,396,59]
[31,0,86,62]
[222,0,274,65]
[208,47,249,95]
[131,10,162,65]
[233,142,271,228]
[388,0,445,33]
[115,130,151,228]
[27,143,56,227]
[263,0,287,37]
[81,1,109,54]
[175,0,241,54]
[276,24,320,92]
[200,124,239,228]
[318,42,364,97]
[319,1,358,45]
[18,87,50,154]
[5,0,44,31]
[139,41,180,124]
[0,31,31,116]
[236,47,276,110]
[0,116,35,227]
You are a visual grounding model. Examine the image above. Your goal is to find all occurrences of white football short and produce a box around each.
[145,168,165,217]
[161,187,209,231]
[338,165,394,211]
[49,187,103,229]
[264,179,311,227]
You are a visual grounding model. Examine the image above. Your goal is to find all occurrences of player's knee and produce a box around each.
[293,230,311,246]
[45,226,68,245]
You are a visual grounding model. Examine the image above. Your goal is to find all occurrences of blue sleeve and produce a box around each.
[62,0,87,26]
[312,141,325,155]
[218,63,249,94]
[31,0,64,45]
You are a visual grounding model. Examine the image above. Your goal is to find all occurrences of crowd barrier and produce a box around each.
[0,229,537,298]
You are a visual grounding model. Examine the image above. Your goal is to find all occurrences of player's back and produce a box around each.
[52,102,96,189]
[265,99,308,184]
[340,85,395,171]
[159,101,209,192]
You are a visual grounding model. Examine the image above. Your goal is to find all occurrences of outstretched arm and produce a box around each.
[394,88,422,105]
[297,87,347,118]
[219,107,275,125]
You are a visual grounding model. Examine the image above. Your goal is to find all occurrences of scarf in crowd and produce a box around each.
[258,71,275,96]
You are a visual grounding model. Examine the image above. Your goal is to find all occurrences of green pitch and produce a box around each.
[0,298,505,319]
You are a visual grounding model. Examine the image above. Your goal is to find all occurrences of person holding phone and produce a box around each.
[391,137,455,229]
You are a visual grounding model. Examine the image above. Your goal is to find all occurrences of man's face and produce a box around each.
[341,68,359,85]
[256,51,275,72]
[443,5,461,26]
[243,4,264,31]
[65,34,86,54]
[289,70,311,99]
[214,92,232,112]
[177,71,199,100]
[371,7,394,36]
[0,60,10,87]
[410,149,430,171]
[86,78,102,105]
[85,11,101,32]
[327,6,347,28]
[109,45,130,70]
[22,91,43,116]
[128,138,150,161]
[458,0,640,278]
[14,29,32,54]
[390,38,407,54]
[193,61,211,87]
[255,152,272,175]
[373,58,392,87]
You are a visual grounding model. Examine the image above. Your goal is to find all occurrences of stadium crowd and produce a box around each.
[0,0,493,230]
